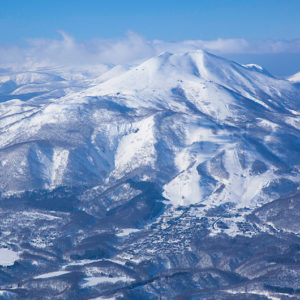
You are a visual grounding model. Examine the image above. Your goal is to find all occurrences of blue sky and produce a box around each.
[1,0,300,42]
[0,0,300,76]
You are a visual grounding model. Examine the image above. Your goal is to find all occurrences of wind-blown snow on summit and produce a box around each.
[288,71,300,83]
[0,50,300,210]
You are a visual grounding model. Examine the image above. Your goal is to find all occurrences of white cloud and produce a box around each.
[154,38,300,54]
[0,31,300,71]
[0,31,155,71]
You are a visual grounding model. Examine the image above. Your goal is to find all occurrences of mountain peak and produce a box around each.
[86,49,298,115]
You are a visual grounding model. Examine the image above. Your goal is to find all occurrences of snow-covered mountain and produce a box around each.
[1,50,300,208]
[1,51,300,299]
